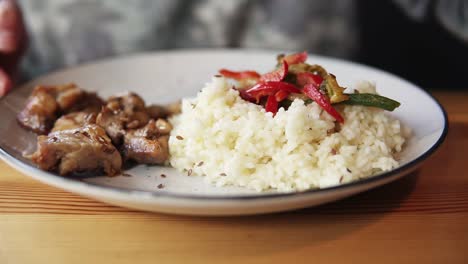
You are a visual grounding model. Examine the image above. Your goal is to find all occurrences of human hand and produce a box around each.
[0,0,27,97]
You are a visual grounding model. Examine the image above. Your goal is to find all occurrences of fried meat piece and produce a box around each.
[31,124,122,176]
[163,101,182,116]
[17,84,103,134]
[146,101,181,119]
[146,105,169,119]
[17,86,59,134]
[96,92,150,145]
[96,93,173,164]
[67,92,104,113]
[122,119,171,164]
[52,111,97,132]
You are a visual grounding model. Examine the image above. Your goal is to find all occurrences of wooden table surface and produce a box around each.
[0,91,467,264]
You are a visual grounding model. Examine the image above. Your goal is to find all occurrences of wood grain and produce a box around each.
[0,91,467,264]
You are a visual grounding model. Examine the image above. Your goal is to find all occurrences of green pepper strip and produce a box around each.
[342,93,401,111]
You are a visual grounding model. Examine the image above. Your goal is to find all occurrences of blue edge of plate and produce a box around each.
[0,56,449,202]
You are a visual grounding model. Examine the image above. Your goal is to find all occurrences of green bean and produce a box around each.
[342,93,400,111]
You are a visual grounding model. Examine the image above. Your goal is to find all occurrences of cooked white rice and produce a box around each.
[169,77,409,192]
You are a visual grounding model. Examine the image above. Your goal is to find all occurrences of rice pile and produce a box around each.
[169,77,409,192]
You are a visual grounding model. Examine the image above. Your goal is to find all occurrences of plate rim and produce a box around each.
[0,48,449,201]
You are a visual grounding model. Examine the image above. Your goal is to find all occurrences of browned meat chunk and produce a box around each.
[122,119,171,164]
[52,111,97,132]
[31,124,122,176]
[55,84,87,111]
[17,84,103,134]
[146,105,169,119]
[17,86,59,134]
[96,93,174,164]
[146,101,181,119]
[164,100,182,116]
[67,92,104,113]
[96,92,150,145]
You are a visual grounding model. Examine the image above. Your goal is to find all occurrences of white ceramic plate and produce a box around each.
[0,50,447,216]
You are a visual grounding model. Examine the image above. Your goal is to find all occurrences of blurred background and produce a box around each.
[2,0,468,91]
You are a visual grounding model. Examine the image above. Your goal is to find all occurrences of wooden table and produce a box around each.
[0,92,467,264]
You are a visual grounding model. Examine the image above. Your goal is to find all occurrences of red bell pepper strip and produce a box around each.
[265,95,279,115]
[275,89,289,102]
[296,72,323,87]
[219,69,261,80]
[303,84,344,123]
[236,88,256,103]
[260,61,289,82]
[283,51,308,65]
[246,81,301,102]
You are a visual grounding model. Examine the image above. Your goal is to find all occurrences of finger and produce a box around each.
[0,67,12,97]
[0,0,22,53]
